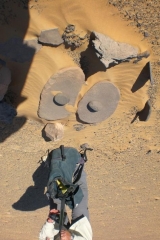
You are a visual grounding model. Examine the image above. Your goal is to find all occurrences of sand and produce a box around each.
[0,0,160,239]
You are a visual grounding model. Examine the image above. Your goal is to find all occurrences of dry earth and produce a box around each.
[0,0,160,240]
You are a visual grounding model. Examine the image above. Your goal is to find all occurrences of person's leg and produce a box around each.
[71,170,89,222]
[49,197,70,228]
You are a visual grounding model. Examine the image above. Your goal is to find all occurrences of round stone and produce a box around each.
[54,93,69,106]
[88,100,102,112]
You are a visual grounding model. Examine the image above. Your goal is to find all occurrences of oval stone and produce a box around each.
[54,93,69,106]
[88,100,102,112]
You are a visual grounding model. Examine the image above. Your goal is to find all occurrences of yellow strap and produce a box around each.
[56,180,67,194]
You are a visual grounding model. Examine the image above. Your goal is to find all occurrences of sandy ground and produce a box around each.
[0,0,160,239]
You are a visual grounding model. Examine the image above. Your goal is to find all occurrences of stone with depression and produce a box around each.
[38,67,85,120]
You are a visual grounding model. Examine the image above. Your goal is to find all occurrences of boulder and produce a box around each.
[92,31,138,68]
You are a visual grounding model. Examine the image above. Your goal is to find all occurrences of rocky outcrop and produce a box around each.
[92,31,138,68]
[38,28,64,46]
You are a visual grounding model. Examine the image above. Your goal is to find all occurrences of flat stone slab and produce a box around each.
[0,38,42,63]
[38,28,64,46]
[77,81,120,123]
[0,101,17,124]
[38,67,85,120]
[92,31,138,68]
[0,66,11,101]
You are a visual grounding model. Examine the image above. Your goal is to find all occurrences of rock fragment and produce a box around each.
[38,28,64,46]
[62,24,89,48]
[44,123,64,141]
[73,124,86,131]
[92,31,138,69]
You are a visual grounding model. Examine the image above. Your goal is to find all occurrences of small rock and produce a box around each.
[80,143,90,150]
[137,51,150,59]
[144,32,149,37]
[44,123,64,141]
[64,24,75,33]
[38,28,64,46]
[146,150,151,154]
[73,124,86,131]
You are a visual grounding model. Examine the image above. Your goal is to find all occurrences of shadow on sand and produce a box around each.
[0,0,36,141]
[12,161,49,211]
[131,62,150,93]
[80,33,106,80]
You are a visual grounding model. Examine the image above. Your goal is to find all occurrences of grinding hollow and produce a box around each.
[38,67,85,120]
[77,81,120,123]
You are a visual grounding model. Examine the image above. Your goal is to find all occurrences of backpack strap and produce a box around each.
[60,145,66,161]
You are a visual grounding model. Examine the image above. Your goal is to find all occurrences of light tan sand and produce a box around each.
[0,0,160,240]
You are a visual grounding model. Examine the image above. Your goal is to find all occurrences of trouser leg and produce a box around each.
[71,170,89,222]
[49,197,70,228]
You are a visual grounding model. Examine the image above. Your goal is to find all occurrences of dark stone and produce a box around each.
[73,124,86,131]
[64,24,75,33]
[144,32,149,37]
[80,143,90,150]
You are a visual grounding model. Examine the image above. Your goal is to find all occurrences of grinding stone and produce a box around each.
[38,67,85,120]
[77,81,120,123]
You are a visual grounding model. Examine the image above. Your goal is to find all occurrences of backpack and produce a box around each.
[46,145,91,209]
